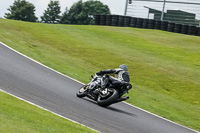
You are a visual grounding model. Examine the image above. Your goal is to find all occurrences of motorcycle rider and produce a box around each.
[88,64,131,99]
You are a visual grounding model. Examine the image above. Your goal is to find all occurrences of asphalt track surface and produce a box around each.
[0,42,199,133]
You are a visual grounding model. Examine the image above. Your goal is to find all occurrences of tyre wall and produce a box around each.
[94,15,200,36]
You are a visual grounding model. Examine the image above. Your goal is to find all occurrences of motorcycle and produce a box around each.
[76,74,132,107]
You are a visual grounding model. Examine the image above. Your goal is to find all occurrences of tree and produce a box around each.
[66,0,85,25]
[82,0,111,24]
[60,7,70,24]
[62,0,111,25]
[41,0,61,23]
[5,0,37,22]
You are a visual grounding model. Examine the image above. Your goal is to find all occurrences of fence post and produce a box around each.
[124,0,129,16]
[161,0,166,21]
[199,19,200,27]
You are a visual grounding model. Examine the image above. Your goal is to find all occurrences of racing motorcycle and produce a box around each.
[76,74,132,107]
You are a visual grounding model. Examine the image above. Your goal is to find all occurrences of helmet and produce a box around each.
[119,64,128,71]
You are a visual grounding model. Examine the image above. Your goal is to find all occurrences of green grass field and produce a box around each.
[0,18,200,131]
[0,90,97,133]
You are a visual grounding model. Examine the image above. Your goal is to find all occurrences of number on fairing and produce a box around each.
[102,88,108,95]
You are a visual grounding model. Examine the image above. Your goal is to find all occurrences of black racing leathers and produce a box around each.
[96,68,130,89]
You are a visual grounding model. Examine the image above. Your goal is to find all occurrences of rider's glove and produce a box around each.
[96,71,102,76]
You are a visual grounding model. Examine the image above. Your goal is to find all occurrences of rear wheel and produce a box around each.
[76,85,88,98]
[97,89,119,107]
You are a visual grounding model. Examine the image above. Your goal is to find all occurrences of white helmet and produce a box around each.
[119,64,128,71]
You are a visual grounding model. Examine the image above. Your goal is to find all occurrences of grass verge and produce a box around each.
[0,90,97,133]
[0,18,199,131]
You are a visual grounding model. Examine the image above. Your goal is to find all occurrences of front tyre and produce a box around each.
[97,89,119,107]
[76,85,88,98]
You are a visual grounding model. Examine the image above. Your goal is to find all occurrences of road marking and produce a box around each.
[0,41,199,133]
[122,102,199,133]
[0,41,99,132]
[0,89,100,133]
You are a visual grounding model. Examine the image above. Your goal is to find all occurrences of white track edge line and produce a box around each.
[0,42,99,132]
[0,89,100,133]
[122,102,199,133]
[0,41,199,133]
[0,41,84,85]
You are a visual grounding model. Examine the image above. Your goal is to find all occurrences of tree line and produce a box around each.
[4,0,111,25]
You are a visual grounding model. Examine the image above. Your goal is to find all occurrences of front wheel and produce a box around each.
[76,85,88,98]
[97,89,119,107]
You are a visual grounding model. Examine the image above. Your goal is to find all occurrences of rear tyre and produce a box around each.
[97,89,119,107]
[76,85,88,98]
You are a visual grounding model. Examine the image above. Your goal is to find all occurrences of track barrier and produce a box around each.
[94,15,200,36]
